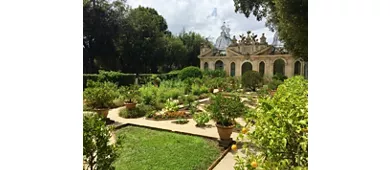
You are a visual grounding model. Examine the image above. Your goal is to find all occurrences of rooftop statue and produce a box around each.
[214,22,231,51]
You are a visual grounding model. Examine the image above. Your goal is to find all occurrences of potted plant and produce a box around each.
[206,79,217,93]
[206,94,247,140]
[83,81,118,118]
[122,85,140,109]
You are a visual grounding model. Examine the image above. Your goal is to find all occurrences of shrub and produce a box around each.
[241,71,262,92]
[171,118,189,124]
[138,84,158,105]
[83,81,119,109]
[206,94,247,126]
[112,97,125,108]
[118,104,154,118]
[83,74,99,89]
[117,85,140,103]
[272,72,287,81]
[193,112,210,126]
[203,69,226,78]
[178,66,202,80]
[268,79,283,90]
[97,70,136,86]
[83,113,117,170]
[164,99,179,112]
[234,76,308,170]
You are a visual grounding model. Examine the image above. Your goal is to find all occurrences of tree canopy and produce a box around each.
[83,0,208,74]
[233,0,308,61]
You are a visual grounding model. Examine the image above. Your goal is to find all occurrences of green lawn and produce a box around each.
[114,126,222,170]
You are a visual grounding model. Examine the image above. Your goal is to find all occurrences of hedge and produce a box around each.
[83,71,179,89]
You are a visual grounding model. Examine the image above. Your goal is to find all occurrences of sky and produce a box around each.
[126,0,276,44]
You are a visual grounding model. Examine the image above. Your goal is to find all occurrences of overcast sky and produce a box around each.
[127,0,276,44]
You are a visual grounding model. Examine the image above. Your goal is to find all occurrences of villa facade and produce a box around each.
[198,23,307,80]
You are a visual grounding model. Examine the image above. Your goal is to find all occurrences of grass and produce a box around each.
[114,126,221,170]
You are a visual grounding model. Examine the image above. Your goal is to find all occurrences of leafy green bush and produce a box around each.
[178,66,202,80]
[83,113,117,170]
[241,71,262,91]
[97,70,136,86]
[193,112,210,126]
[164,99,179,112]
[203,69,226,78]
[83,81,119,109]
[272,73,287,81]
[83,74,99,89]
[118,104,154,118]
[206,94,247,126]
[226,77,240,92]
[268,79,283,90]
[138,83,158,105]
[117,85,140,103]
[235,76,308,170]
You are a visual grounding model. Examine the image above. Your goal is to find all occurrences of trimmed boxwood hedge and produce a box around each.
[83,70,179,89]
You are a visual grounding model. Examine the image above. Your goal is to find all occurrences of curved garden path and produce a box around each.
[106,96,257,170]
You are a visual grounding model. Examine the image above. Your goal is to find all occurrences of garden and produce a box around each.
[83,66,308,170]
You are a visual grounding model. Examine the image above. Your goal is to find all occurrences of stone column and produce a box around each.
[224,60,230,75]
[285,60,294,78]
[237,60,242,77]
[253,60,259,72]
[200,60,204,70]
[265,59,273,78]
[209,61,215,70]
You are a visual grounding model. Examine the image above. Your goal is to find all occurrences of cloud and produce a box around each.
[127,0,276,44]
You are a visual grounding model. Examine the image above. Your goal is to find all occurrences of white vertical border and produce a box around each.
[310,0,390,169]
[0,0,82,169]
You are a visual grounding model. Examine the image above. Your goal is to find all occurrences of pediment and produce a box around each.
[226,48,242,56]
[200,48,213,57]
[252,46,272,55]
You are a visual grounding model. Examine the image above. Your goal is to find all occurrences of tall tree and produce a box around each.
[117,6,168,74]
[83,0,123,73]
[178,31,208,67]
[162,34,188,71]
[233,0,308,61]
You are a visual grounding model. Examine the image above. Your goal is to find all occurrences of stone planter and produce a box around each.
[124,102,136,109]
[93,108,109,118]
[216,123,235,140]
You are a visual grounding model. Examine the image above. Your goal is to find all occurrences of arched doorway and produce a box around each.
[241,62,253,75]
[230,62,235,76]
[215,60,224,70]
[204,62,209,70]
[294,61,301,75]
[273,59,285,75]
[259,61,265,76]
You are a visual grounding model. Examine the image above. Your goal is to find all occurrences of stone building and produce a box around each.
[198,23,307,80]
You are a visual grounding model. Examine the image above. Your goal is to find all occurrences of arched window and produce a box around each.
[241,62,253,75]
[215,60,224,70]
[230,62,235,76]
[204,62,209,70]
[259,61,265,76]
[273,59,285,75]
[294,61,302,75]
